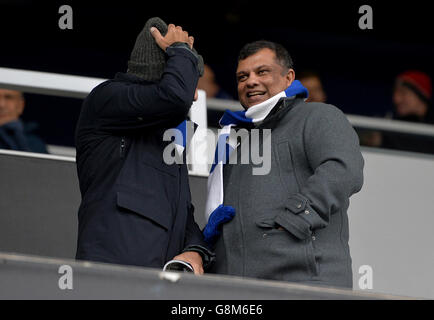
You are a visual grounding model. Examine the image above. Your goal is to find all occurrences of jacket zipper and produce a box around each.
[120,137,126,158]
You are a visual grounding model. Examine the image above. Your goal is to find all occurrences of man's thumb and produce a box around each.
[150,27,163,45]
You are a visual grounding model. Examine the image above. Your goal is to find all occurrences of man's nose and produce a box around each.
[245,73,259,87]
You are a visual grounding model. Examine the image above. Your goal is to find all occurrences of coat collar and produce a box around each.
[113,72,155,85]
[255,97,303,129]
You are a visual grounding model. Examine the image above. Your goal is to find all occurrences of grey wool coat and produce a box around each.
[210,97,364,288]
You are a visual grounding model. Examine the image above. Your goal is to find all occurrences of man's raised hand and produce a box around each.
[150,24,194,51]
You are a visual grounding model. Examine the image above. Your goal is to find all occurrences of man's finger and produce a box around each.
[150,27,162,39]
[192,264,204,275]
[188,36,194,49]
[150,27,165,49]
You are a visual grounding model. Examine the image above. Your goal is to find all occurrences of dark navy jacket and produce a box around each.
[0,120,48,153]
[75,45,212,268]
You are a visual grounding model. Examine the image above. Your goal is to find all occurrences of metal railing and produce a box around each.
[206,97,434,137]
[2,66,434,150]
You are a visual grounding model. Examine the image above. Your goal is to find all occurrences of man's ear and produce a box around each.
[286,68,295,86]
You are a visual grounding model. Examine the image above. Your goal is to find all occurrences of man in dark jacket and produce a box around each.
[75,18,214,273]
[0,88,47,153]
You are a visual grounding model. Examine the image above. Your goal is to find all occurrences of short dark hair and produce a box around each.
[238,40,294,71]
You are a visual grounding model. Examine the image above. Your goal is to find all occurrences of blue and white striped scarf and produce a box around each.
[203,80,308,244]
[172,120,197,156]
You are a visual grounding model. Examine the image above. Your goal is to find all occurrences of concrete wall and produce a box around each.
[348,148,434,299]
[0,252,397,300]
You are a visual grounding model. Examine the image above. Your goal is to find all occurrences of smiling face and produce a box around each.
[236,48,294,109]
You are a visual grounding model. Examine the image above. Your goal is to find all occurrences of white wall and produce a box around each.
[349,147,434,298]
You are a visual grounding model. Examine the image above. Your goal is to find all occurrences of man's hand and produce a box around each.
[151,24,194,51]
[171,251,204,275]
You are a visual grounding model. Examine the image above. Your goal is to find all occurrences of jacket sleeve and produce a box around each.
[182,203,216,270]
[275,105,364,240]
[93,44,199,131]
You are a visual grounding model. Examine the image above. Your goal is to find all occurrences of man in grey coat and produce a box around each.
[208,40,364,288]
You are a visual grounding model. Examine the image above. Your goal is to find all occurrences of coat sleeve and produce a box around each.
[275,105,364,240]
[182,203,216,270]
[93,45,199,132]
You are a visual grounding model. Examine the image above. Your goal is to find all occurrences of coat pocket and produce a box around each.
[116,188,171,231]
[253,216,319,280]
[255,218,286,234]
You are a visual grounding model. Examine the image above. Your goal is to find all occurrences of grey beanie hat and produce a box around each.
[127,17,204,82]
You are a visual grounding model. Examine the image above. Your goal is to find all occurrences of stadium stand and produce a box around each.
[1,68,434,299]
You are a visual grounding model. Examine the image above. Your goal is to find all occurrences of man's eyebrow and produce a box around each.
[255,64,273,71]
[236,64,271,76]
